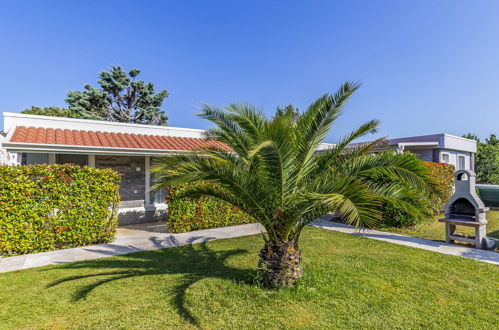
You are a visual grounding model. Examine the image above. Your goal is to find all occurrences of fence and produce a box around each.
[477,184,499,208]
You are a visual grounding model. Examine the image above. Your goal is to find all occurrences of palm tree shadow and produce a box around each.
[45,236,257,327]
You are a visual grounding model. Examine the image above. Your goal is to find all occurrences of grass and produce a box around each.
[382,210,499,242]
[0,227,497,329]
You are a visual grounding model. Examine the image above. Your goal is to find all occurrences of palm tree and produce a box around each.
[152,82,433,288]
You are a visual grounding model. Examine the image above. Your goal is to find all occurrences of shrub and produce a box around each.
[377,160,454,228]
[423,161,455,214]
[0,164,120,255]
[166,183,254,233]
[379,197,431,228]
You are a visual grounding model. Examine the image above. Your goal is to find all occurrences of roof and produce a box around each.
[348,134,477,153]
[388,134,476,153]
[7,126,229,152]
[2,112,205,138]
[0,112,477,154]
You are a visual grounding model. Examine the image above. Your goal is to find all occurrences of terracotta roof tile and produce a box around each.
[9,126,230,152]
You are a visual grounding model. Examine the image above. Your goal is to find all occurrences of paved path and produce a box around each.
[312,217,499,265]
[0,222,265,273]
[1,218,497,273]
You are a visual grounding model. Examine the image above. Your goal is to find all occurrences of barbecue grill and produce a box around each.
[439,170,488,248]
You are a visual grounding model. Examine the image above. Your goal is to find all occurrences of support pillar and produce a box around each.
[475,225,486,249]
[48,153,56,165]
[12,152,22,165]
[145,156,150,207]
[445,224,456,244]
[88,154,95,168]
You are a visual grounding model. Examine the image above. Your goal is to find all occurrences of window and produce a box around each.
[149,173,167,205]
[23,153,49,165]
[441,153,450,164]
[458,155,466,170]
[149,157,166,205]
[56,154,88,166]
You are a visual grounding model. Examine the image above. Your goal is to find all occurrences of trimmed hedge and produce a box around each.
[423,161,455,213]
[379,197,430,228]
[166,183,254,233]
[378,161,454,228]
[0,164,120,255]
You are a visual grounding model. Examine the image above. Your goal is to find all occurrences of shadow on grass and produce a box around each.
[487,229,499,239]
[46,236,258,327]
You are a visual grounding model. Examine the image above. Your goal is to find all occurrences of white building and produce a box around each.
[0,112,477,223]
[0,112,222,224]
[385,134,476,170]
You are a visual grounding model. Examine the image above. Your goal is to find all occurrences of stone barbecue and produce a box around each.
[439,170,488,248]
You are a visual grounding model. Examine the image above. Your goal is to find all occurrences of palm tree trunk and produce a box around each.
[258,238,302,288]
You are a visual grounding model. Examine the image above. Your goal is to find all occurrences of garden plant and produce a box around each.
[153,82,436,288]
[0,164,120,255]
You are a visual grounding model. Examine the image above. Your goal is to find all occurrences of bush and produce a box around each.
[378,161,454,228]
[423,161,454,214]
[379,197,430,228]
[0,164,120,255]
[166,183,254,233]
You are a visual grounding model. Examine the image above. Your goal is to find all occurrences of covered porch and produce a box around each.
[1,114,228,225]
[11,151,168,225]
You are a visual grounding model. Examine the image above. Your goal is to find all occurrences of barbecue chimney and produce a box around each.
[439,170,489,248]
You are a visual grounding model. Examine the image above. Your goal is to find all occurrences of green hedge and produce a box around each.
[166,183,254,233]
[378,161,455,228]
[423,161,455,213]
[0,164,120,255]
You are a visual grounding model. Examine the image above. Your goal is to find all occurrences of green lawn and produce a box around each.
[0,227,497,329]
[382,210,499,243]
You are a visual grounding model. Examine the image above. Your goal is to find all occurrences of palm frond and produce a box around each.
[152,83,435,243]
[293,82,360,188]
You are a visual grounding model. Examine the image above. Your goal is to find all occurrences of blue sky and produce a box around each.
[1,0,498,142]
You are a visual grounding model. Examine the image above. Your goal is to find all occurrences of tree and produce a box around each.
[462,133,479,142]
[463,133,499,184]
[21,106,72,117]
[152,82,434,288]
[66,66,169,125]
[275,104,300,124]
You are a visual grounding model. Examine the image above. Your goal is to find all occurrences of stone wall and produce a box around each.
[95,155,146,208]
[118,207,168,225]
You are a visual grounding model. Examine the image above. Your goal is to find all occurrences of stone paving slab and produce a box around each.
[311,218,499,265]
[0,222,265,273]
[2,218,497,274]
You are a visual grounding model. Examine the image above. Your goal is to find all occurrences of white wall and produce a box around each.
[0,135,5,164]
[390,134,477,153]
[404,147,472,170]
[440,149,471,170]
[443,135,477,153]
[0,150,20,165]
[0,134,20,165]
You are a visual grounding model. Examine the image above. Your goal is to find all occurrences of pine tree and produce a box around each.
[66,66,169,125]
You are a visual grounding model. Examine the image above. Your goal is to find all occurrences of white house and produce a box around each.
[319,134,476,170]
[377,134,476,170]
[0,112,229,224]
[0,112,477,224]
